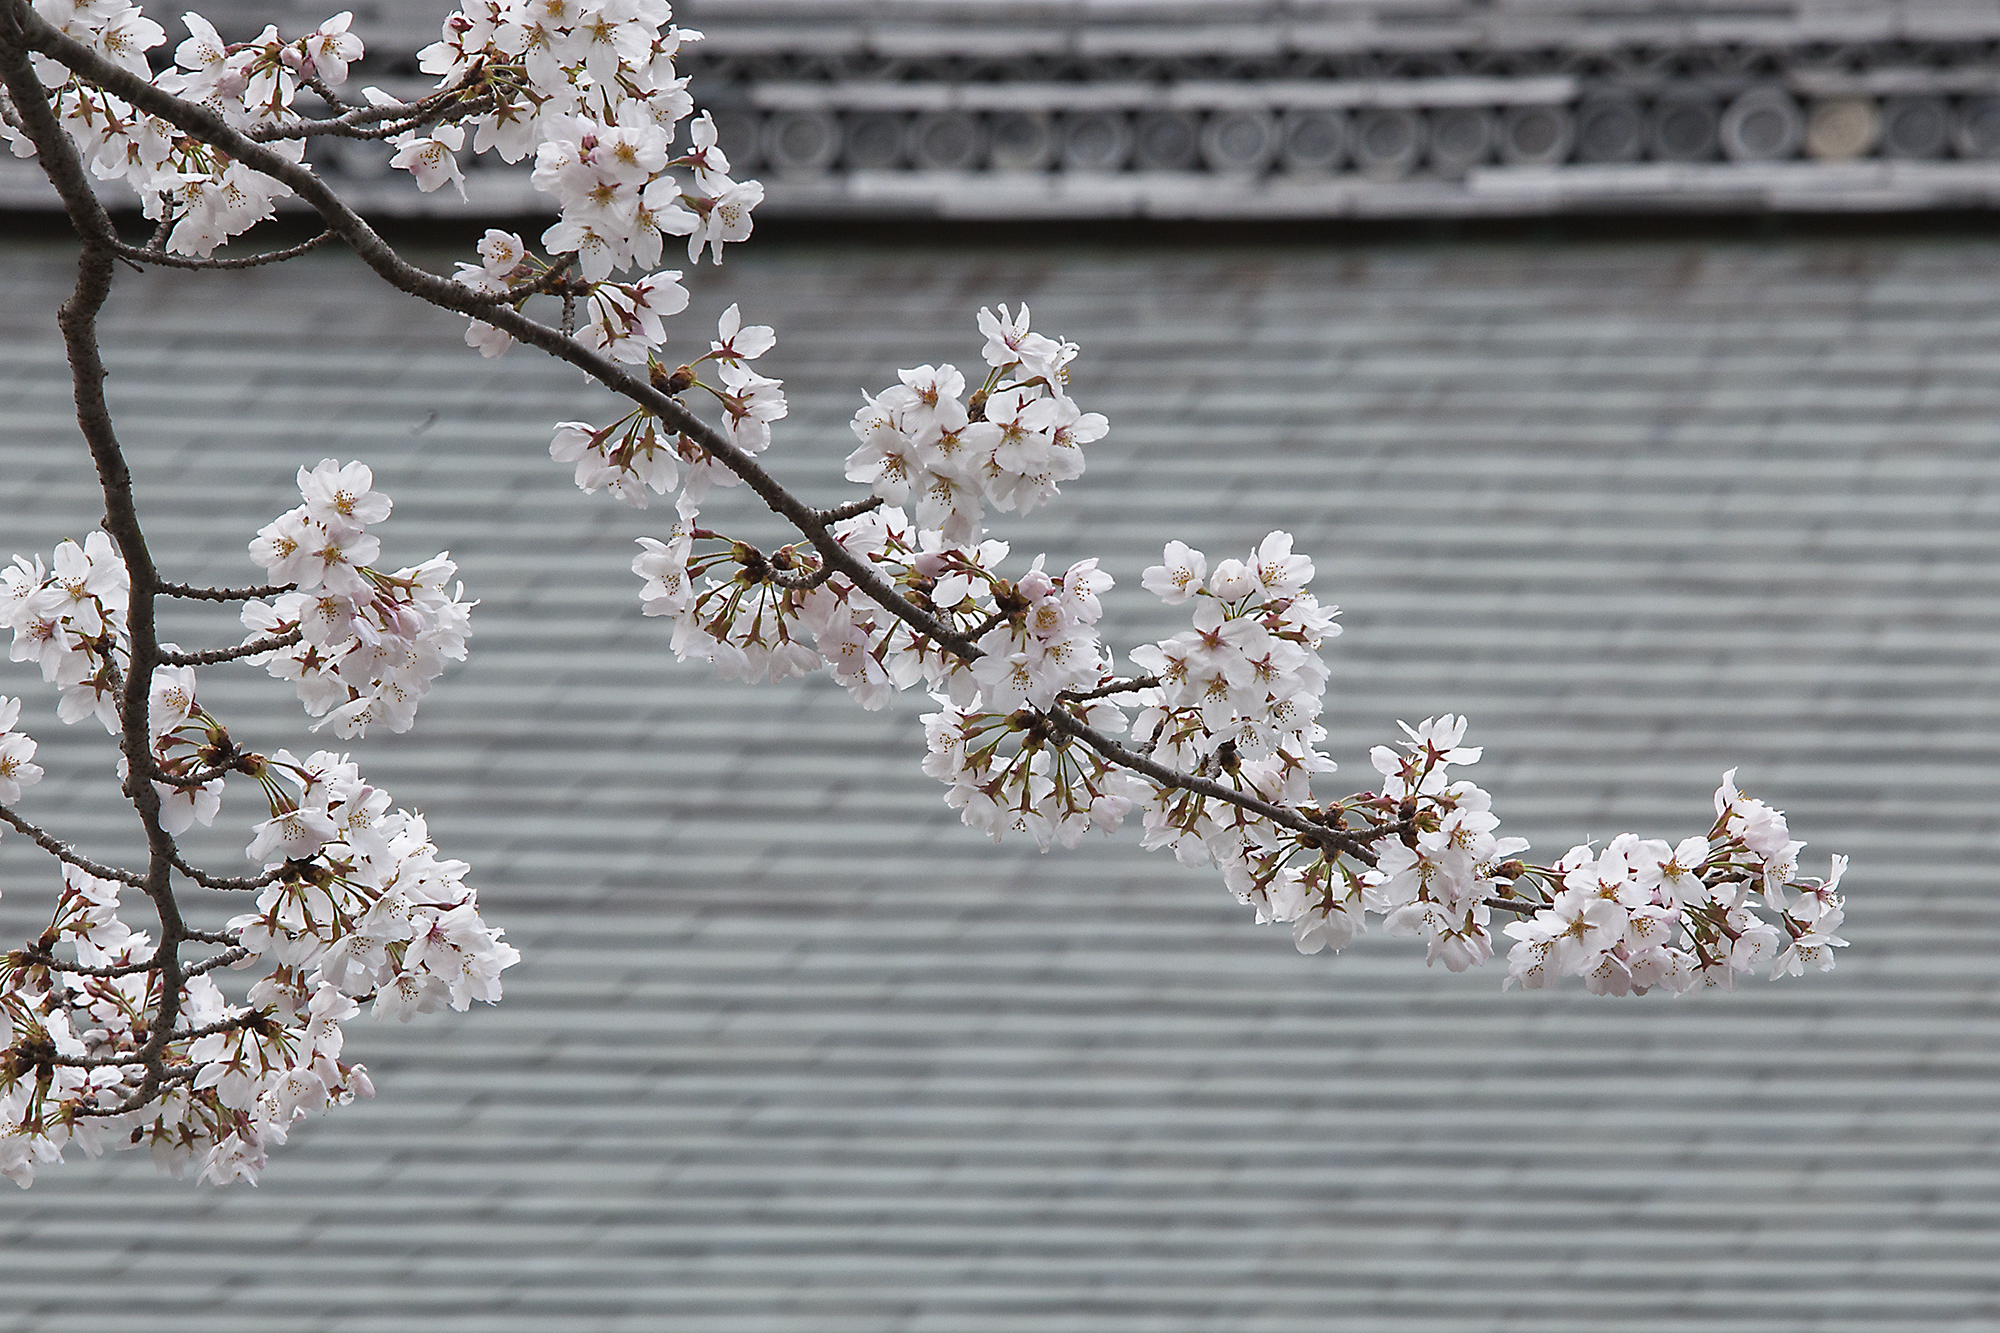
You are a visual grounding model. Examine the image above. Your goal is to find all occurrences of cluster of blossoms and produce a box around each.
[0,861,377,1187]
[0,740,514,1188]
[619,305,1108,712]
[845,305,1105,546]
[414,0,759,272]
[231,747,517,1025]
[1344,717,1524,969]
[0,530,129,732]
[550,302,784,512]
[1501,771,1848,994]
[241,459,474,739]
[0,471,508,1188]
[1126,532,1339,828]
[4,0,754,336]
[0,0,358,253]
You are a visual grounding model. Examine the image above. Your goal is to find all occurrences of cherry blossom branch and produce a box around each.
[168,851,282,892]
[113,231,336,271]
[17,940,242,979]
[0,804,150,886]
[158,580,294,601]
[0,0,1859,1188]
[160,628,301,666]
[249,91,498,142]
[152,759,234,787]
[182,945,250,977]
[1036,705,1384,864]
[5,10,1376,852]
[816,495,884,524]
[238,86,444,141]
[8,11,983,660]
[296,65,356,113]
[1059,675,1160,703]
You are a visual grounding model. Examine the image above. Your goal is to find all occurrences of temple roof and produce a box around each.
[6,0,2000,216]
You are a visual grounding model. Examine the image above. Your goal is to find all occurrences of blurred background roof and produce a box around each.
[8,0,2000,217]
[2,230,1998,1331]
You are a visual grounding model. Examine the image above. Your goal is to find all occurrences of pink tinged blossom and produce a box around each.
[1250,530,1313,598]
[476,228,526,279]
[1142,541,1208,604]
[1206,558,1258,602]
[1545,888,1625,965]
[172,11,228,91]
[715,360,786,452]
[0,553,46,629]
[976,303,1060,378]
[154,777,222,835]
[1582,948,1635,996]
[57,675,119,733]
[1428,925,1493,973]
[845,409,924,505]
[1633,833,1709,905]
[92,5,165,76]
[709,303,776,362]
[685,110,731,181]
[1771,930,1847,979]
[246,805,339,863]
[35,534,125,637]
[591,120,670,185]
[294,524,379,596]
[299,459,392,532]
[1399,714,1482,766]
[819,624,893,710]
[148,663,197,736]
[234,25,293,110]
[389,123,467,199]
[0,696,43,805]
[303,11,363,85]
[661,174,763,263]
[248,506,317,582]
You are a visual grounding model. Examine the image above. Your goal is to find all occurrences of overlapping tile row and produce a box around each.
[0,238,1996,1329]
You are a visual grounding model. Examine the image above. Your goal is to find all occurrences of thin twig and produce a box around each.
[816,494,884,524]
[250,92,498,142]
[0,804,149,886]
[239,87,435,141]
[183,945,251,977]
[1036,705,1383,865]
[297,67,357,114]
[113,231,336,272]
[1059,675,1159,704]
[769,559,834,590]
[171,852,282,892]
[161,628,301,667]
[158,581,294,601]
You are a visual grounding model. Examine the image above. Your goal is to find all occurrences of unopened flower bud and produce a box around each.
[651,363,696,395]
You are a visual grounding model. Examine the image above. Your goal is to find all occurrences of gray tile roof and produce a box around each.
[0,234,1997,1330]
